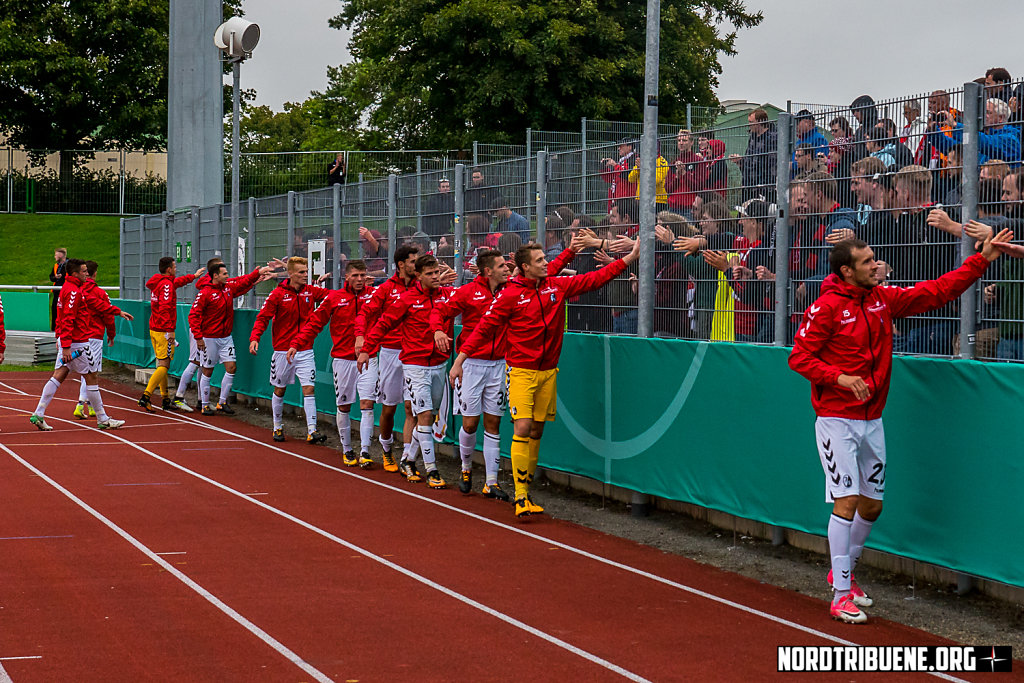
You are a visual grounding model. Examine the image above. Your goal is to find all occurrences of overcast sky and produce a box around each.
[240,0,1022,112]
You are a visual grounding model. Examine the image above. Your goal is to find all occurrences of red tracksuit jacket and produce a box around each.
[291,283,375,360]
[461,258,628,371]
[147,272,199,332]
[354,273,415,350]
[362,282,454,367]
[250,280,330,351]
[80,280,119,342]
[428,247,580,361]
[55,275,88,347]
[788,253,989,420]
[188,270,262,340]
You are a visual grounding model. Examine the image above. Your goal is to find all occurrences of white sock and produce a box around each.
[379,433,394,454]
[458,427,476,470]
[828,513,853,599]
[271,393,284,429]
[219,373,234,406]
[483,431,501,485]
[303,395,317,434]
[35,377,62,416]
[336,410,351,451]
[402,429,420,462]
[360,409,374,452]
[849,511,875,570]
[86,385,109,422]
[199,374,211,408]
[176,362,198,398]
[417,425,436,470]
[78,377,88,403]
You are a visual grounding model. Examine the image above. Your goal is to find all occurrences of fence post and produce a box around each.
[773,112,793,346]
[525,129,533,228]
[387,174,397,275]
[959,81,983,360]
[535,151,547,244]
[472,141,478,167]
[357,173,365,238]
[191,206,201,269]
[332,183,342,288]
[119,150,126,215]
[580,117,588,216]
[138,215,146,299]
[161,210,169,258]
[6,148,12,213]
[686,103,692,131]
[119,218,126,296]
[247,196,257,308]
[287,190,296,260]
[415,156,423,234]
[454,164,465,283]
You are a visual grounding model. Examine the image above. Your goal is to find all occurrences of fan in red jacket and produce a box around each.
[30,258,134,432]
[188,262,267,415]
[359,254,454,489]
[429,240,593,498]
[138,257,205,412]
[249,257,330,445]
[289,260,376,466]
[599,140,638,213]
[451,237,641,518]
[787,232,1012,625]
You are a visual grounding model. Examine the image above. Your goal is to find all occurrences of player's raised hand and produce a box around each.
[982,227,1017,261]
[434,330,452,354]
[194,266,206,277]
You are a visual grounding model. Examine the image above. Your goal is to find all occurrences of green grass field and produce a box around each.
[0,214,120,286]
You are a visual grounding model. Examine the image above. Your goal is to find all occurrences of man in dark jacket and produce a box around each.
[729,108,778,202]
[49,247,67,330]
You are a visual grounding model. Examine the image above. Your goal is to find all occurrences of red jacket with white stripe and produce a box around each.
[146,272,198,332]
[80,280,119,342]
[55,275,88,347]
[788,253,989,420]
[290,283,376,359]
[362,282,454,366]
[188,270,262,340]
[353,273,415,350]
[429,247,579,361]
[460,258,628,371]
[250,280,330,351]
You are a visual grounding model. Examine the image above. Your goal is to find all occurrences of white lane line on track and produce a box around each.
[0,404,651,683]
[0,657,42,661]
[0,381,30,396]
[0,663,9,683]
[0,535,73,541]
[0,438,334,683]
[94,388,976,683]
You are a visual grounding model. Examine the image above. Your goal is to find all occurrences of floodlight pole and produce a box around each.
[230,45,241,275]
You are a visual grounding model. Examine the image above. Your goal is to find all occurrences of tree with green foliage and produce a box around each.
[324,0,761,148]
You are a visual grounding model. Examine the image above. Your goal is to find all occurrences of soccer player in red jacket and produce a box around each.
[431,235,596,498]
[451,238,641,518]
[30,258,134,431]
[289,260,377,466]
[359,254,454,488]
[72,261,119,417]
[250,257,330,444]
[188,262,269,416]
[788,230,1013,624]
[138,257,204,412]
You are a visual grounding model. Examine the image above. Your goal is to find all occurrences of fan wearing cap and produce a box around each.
[599,138,637,213]
[791,110,829,177]
[727,199,776,343]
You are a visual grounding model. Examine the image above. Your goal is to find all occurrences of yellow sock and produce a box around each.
[527,437,540,485]
[511,436,531,500]
[159,372,169,398]
[144,366,166,396]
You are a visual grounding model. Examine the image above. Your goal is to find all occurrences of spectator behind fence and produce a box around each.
[922,90,961,172]
[730,108,778,201]
[674,201,737,340]
[727,199,776,343]
[901,100,929,164]
[829,116,854,140]
[653,211,694,338]
[491,199,530,243]
[985,67,1013,102]
[423,177,454,238]
[849,95,879,162]
[627,147,669,212]
[827,136,855,207]
[599,138,637,213]
[866,125,900,171]
[358,227,387,279]
[464,213,491,252]
[465,168,502,217]
[602,201,640,334]
[666,129,705,218]
[793,143,826,178]
[327,153,347,186]
[697,137,728,201]
[49,247,67,331]
[791,110,829,176]
[877,119,914,169]
[566,216,613,333]
[928,97,1020,165]
[994,170,1024,358]
[981,159,1011,181]
[932,144,962,213]
[848,156,892,242]
[797,172,859,306]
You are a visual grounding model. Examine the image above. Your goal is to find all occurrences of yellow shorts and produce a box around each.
[150,331,175,361]
[506,367,558,423]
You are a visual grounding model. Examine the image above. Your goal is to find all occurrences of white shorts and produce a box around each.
[402,363,447,416]
[456,358,507,417]
[815,417,886,502]
[86,338,104,373]
[271,349,316,388]
[188,330,200,363]
[199,336,236,368]
[332,357,379,406]
[55,340,92,375]
[377,347,405,407]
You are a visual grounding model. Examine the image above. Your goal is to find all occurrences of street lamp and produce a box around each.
[214,17,260,276]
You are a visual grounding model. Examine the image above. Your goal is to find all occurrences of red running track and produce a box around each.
[0,373,1018,682]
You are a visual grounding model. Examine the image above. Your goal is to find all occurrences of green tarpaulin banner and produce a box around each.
[106,299,1024,588]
